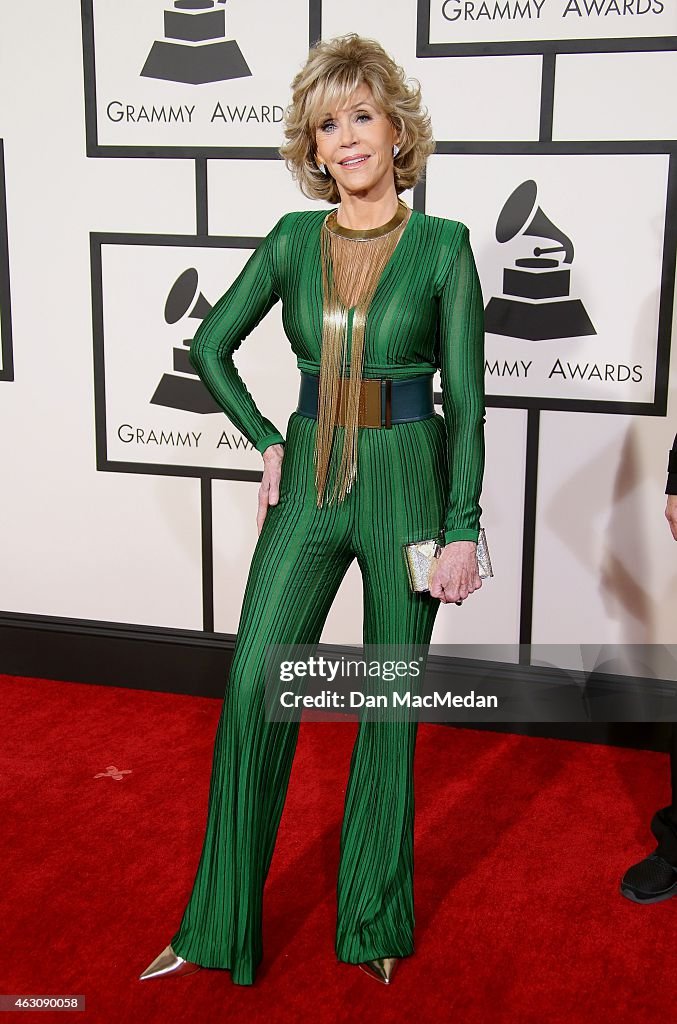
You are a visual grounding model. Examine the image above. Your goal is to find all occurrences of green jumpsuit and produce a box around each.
[169,207,485,985]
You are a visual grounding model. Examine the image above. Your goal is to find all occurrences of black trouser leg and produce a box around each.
[651,725,677,865]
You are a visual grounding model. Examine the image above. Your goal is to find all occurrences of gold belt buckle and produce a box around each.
[336,378,390,429]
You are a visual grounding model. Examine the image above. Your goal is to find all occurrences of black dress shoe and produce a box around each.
[620,852,677,904]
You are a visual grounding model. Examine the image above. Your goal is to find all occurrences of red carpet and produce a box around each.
[2,672,673,1024]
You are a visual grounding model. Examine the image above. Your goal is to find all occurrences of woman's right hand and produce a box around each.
[257,443,285,534]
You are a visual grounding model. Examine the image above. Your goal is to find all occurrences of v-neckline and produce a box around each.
[320,206,416,315]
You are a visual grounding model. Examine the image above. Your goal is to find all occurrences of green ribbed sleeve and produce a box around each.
[438,225,486,545]
[189,217,286,454]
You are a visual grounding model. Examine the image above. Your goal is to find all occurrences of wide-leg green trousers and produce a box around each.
[170,410,449,985]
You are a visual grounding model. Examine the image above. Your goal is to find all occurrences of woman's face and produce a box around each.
[314,82,399,202]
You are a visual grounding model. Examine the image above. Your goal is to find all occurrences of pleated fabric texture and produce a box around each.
[187,207,486,544]
[170,409,450,985]
[171,205,486,985]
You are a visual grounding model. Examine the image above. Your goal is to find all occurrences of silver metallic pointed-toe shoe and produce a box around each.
[358,957,399,985]
[139,943,202,981]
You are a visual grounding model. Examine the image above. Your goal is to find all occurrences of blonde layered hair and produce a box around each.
[280,34,435,205]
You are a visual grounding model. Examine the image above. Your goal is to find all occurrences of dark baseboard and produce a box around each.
[0,610,232,696]
[0,611,672,753]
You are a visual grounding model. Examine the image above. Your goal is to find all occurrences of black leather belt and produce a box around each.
[296,371,435,428]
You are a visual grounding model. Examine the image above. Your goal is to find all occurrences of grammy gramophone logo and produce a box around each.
[485,180,596,342]
[141,0,252,86]
[150,268,221,414]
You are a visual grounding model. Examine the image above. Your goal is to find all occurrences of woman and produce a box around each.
[139,32,485,987]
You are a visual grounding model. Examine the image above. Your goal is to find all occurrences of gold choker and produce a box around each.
[324,198,410,241]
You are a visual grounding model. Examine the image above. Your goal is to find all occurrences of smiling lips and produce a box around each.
[338,154,370,169]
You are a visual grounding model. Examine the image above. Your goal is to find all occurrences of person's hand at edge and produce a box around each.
[666,494,677,541]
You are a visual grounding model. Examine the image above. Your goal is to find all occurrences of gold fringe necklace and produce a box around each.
[314,197,411,508]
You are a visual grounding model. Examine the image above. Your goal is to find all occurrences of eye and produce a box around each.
[355,113,372,123]
[319,120,336,133]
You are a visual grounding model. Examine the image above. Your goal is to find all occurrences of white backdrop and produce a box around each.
[0,1,675,674]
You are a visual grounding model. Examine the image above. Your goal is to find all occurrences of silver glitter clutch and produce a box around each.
[402,528,494,594]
